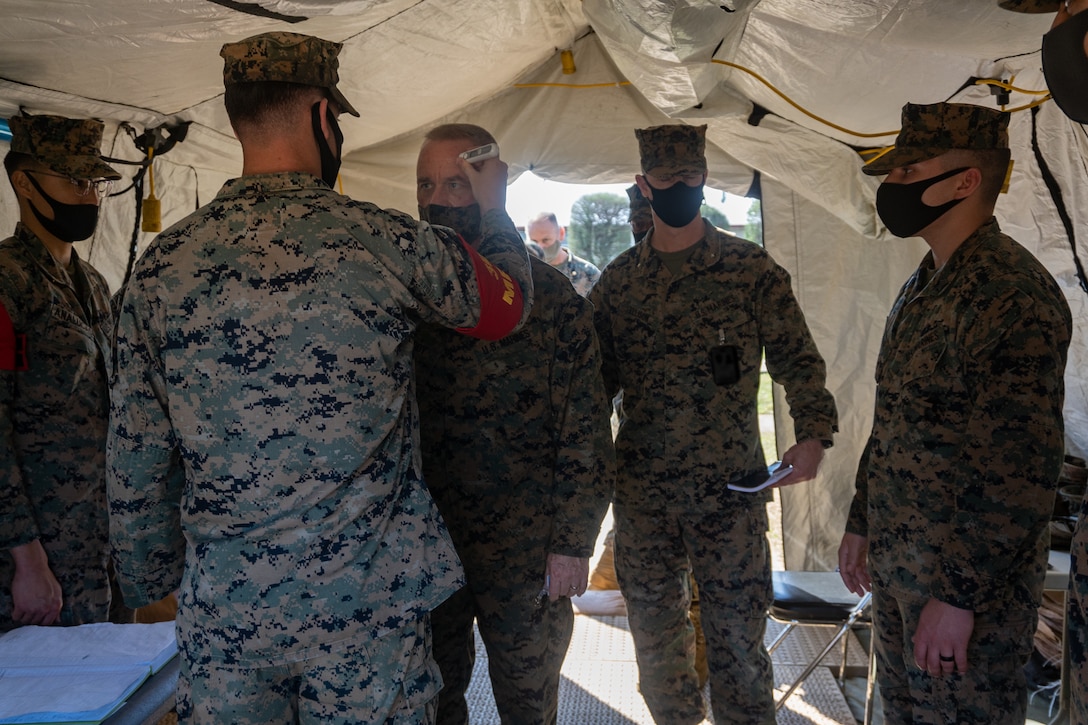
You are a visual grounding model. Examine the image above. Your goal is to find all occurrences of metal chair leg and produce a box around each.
[774,591,872,712]
[863,622,877,725]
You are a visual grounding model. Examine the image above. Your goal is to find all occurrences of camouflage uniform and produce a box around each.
[0,225,114,630]
[846,220,1070,724]
[0,115,121,632]
[553,250,601,297]
[626,184,653,242]
[1072,510,1088,725]
[850,103,1072,725]
[591,142,837,724]
[414,257,614,724]
[108,32,533,725]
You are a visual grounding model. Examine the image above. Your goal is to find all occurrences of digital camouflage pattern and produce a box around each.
[590,220,837,723]
[590,220,837,512]
[635,124,708,178]
[999,0,1062,11]
[845,219,1071,720]
[220,31,359,116]
[863,102,1009,175]
[614,503,774,725]
[872,588,1035,725]
[627,183,652,228]
[0,224,115,631]
[8,114,121,180]
[414,257,614,724]
[108,172,533,677]
[177,617,439,723]
[555,250,601,297]
[1070,509,1088,724]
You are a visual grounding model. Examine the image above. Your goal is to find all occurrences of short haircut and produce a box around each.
[942,148,1013,206]
[423,123,496,147]
[528,211,560,229]
[223,81,323,135]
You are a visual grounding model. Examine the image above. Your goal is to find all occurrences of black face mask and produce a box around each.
[419,203,482,245]
[875,167,969,238]
[311,102,343,188]
[1042,9,1088,124]
[25,173,100,243]
[647,180,704,228]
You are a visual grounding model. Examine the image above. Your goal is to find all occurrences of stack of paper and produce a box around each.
[0,622,177,725]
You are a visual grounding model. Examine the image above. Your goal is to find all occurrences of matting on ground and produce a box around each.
[465,614,863,724]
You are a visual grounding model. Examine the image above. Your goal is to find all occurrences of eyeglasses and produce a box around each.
[26,170,113,198]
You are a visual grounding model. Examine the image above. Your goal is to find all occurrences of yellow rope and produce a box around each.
[712,59,900,139]
[974,77,1050,96]
[513,81,632,89]
[511,56,1054,151]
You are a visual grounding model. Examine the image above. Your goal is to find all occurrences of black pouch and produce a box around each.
[710,344,740,386]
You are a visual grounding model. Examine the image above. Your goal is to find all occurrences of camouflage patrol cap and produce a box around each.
[863,102,1009,175]
[626,183,652,226]
[998,0,1062,12]
[220,31,360,117]
[635,124,708,177]
[8,114,121,181]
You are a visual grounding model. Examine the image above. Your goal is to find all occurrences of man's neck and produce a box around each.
[919,209,989,269]
[21,214,73,267]
[650,215,704,252]
[241,135,322,179]
[547,247,568,267]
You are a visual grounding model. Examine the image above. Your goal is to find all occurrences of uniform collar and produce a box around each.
[912,217,1000,297]
[217,171,329,199]
[635,218,722,272]
[13,222,80,285]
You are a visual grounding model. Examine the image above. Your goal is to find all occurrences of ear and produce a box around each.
[956,167,983,199]
[634,174,652,200]
[558,225,566,242]
[10,169,34,200]
[316,97,332,138]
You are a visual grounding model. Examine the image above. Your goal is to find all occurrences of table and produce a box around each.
[101,655,178,725]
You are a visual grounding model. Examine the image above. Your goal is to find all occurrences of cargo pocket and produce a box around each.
[390,619,444,725]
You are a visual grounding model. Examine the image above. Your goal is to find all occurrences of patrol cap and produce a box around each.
[220,31,360,117]
[863,102,1009,175]
[635,124,708,178]
[626,183,652,226]
[998,0,1062,12]
[8,114,121,181]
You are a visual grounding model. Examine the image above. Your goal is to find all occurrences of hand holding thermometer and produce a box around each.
[459,143,499,164]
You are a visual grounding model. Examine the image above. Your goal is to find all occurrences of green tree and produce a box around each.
[701,204,729,230]
[745,199,763,246]
[568,193,632,269]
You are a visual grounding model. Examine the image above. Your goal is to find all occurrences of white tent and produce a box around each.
[1,0,1085,570]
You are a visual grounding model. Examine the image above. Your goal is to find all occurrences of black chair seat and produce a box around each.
[771,571,871,623]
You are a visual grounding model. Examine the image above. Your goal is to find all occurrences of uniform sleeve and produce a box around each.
[588,274,621,402]
[756,261,839,444]
[845,436,873,538]
[0,291,38,551]
[933,287,1070,611]
[106,279,186,608]
[388,208,533,339]
[546,293,615,558]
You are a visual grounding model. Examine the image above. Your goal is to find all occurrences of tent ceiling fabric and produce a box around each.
[1,0,1085,570]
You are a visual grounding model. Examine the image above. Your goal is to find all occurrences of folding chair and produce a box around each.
[767,571,876,724]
